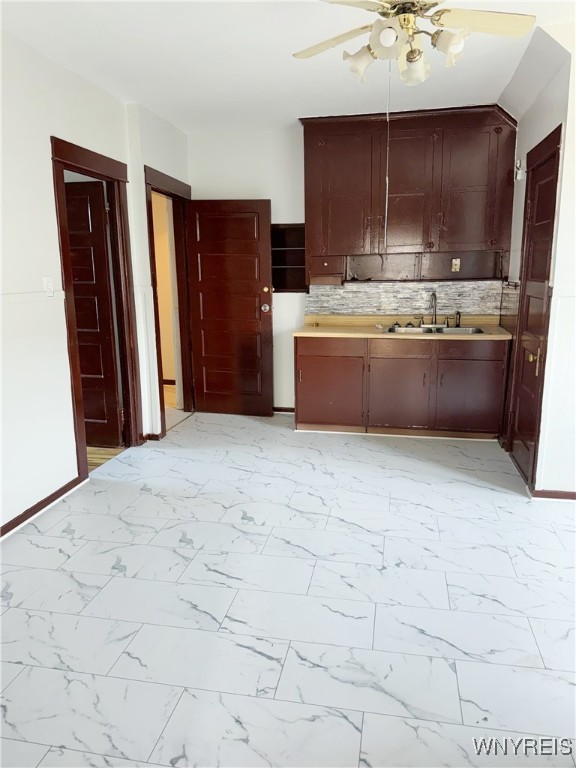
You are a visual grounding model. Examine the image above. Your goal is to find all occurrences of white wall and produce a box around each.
[1,35,189,525]
[188,127,306,408]
[500,26,575,493]
[1,34,128,525]
[124,104,189,436]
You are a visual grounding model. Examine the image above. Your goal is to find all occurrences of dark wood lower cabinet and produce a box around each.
[295,336,508,435]
[435,359,505,432]
[368,358,432,428]
[295,338,367,426]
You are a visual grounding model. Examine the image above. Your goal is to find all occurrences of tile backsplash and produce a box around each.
[305,281,504,316]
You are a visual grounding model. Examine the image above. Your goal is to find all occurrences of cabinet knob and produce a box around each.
[323,262,328,267]
[261,304,271,313]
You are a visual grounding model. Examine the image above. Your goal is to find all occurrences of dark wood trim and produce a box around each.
[52,138,143,496]
[1,476,85,538]
[172,197,195,413]
[109,182,144,445]
[300,105,516,130]
[144,166,191,199]
[51,137,128,181]
[274,407,295,413]
[532,490,576,500]
[144,433,163,441]
[163,379,176,385]
[53,161,90,480]
[527,125,562,170]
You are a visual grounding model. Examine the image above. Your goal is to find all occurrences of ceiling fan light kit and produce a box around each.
[294,0,536,86]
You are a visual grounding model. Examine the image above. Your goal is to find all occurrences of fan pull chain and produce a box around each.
[383,58,392,251]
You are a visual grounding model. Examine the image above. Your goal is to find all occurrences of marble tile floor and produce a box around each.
[1,412,575,768]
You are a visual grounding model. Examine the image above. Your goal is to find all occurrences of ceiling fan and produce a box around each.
[293,0,536,85]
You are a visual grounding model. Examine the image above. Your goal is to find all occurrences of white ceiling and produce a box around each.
[2,1,573,131]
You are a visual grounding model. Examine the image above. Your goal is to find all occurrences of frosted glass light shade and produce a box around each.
[433,29,468,67]
[398,47,431,86]
[343,46,376,80]
[369,18,408,59]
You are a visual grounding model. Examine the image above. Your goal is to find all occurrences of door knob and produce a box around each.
[261,304,270,313]
[527,349,541,376]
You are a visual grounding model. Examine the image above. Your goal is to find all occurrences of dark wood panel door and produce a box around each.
[306,132,375,258]
[296,355,365,426]
[439,126,498,251]
[368,357,432,428]
[187,200,273,416]
[66,182,122,447]
[510,130,560,486]
[435,359,505,433]
[379,129,439,253]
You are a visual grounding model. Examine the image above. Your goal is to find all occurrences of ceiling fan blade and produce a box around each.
[432,8,535,37]
[293,24,373,59]
[322,0,392,12]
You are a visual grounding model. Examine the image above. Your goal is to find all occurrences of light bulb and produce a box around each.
[432,29,468,67]
[449,39,465,54]
[369,18,408,60]
[379,27,398,47]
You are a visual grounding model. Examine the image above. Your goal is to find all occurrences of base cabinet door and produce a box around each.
[435,359,504,432]
[369,358,432,428]
[296,356,365,426]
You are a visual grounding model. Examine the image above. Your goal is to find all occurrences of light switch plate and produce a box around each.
[42,277,54,296]
[451,258,461,273]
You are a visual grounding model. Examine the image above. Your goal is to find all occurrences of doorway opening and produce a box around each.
[151,192,190,431]
[52,137,142,479]
[144,166,194,438]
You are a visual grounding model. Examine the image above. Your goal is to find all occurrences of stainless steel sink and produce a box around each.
[384,326,484,335]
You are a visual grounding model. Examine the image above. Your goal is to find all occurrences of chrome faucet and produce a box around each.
[429,292,437,325]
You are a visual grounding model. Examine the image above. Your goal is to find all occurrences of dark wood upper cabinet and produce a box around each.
[306,132,375,261]
[301,107,516,284]
[379,129,439,254]
[439,126,498,251]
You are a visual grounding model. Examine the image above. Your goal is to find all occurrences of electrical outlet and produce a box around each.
[451,258,461,273]
[42,277,54,297]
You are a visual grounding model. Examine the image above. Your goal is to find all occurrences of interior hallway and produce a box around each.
[164,384,192,431]
[1,414,574,767]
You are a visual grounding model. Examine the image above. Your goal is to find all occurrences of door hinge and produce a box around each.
[367,363,371,373]
[120,408,125,427]
[526,200,532,223]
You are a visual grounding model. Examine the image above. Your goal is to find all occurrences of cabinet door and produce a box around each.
[296,356,365,426]
[305,132,376,258]
[368,358,432,428]
[378,129,439,253]
[435,359,505,432]
[438,126,499,251]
